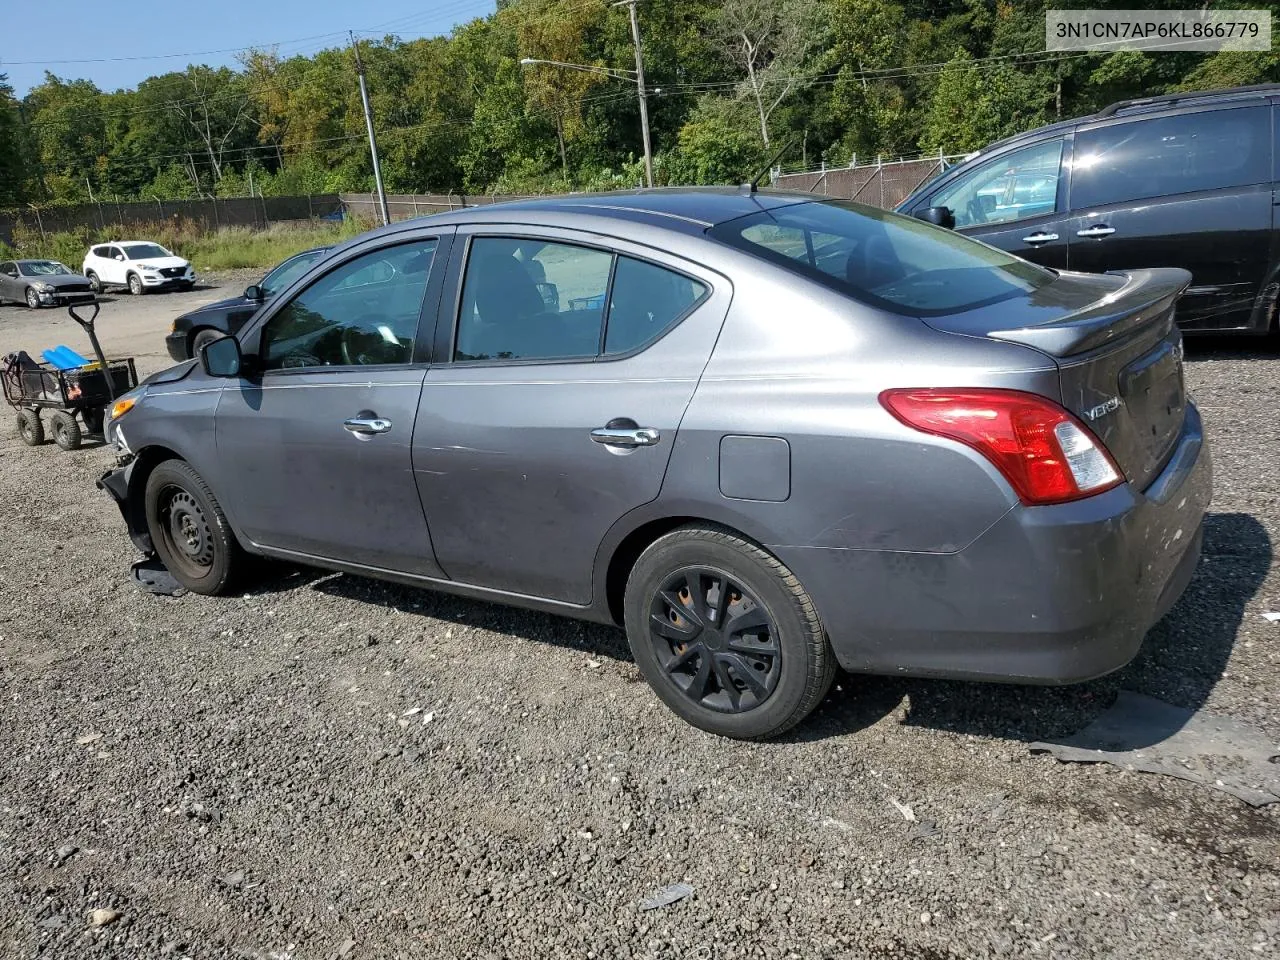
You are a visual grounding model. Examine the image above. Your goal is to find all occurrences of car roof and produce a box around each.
[366,187,819,240]
[975,83,1280,158]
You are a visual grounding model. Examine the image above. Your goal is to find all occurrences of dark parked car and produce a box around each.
[898,83,1280,334]
[166,247,331,361]
[0,259,95,309]
[98,190,1209,739]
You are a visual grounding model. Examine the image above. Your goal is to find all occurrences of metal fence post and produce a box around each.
[878,155,885,208]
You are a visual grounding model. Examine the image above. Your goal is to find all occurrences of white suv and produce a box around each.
[82,241,196,296]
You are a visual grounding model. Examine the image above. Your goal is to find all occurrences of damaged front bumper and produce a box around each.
[97,455,186,595]
[97,455,151,555]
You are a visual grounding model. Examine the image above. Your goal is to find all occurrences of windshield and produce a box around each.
[125,244,171,260]
[19,261,72,276]
[261,248,329,298]
[709,200,1054,316]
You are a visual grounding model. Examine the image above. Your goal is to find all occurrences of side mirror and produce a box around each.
[200,335,242,378]
[917,206,956,230]
[114,254,125,261]
[244,284,264,301]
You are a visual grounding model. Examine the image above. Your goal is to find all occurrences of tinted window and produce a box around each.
[1071,106,1270,209]
[261,249,328,299]
[456,238,612,361]
[261,240,436,371]
[90,246,108,258]
[124,243,171,260]
[0,262,14,277]
[711,200,1054,316]
[107,247,123,260]
[931,139,1064,228]
[605,257,707,355]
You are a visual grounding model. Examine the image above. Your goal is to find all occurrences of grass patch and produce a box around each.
[0,217,376,273]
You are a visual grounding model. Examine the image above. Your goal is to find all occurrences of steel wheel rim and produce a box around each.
[648,567,781,714]
[159,484,214,576]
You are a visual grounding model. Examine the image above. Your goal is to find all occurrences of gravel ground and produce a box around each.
[1,288,1279,959]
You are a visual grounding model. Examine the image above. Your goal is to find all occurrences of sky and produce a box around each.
[1,0,497,96]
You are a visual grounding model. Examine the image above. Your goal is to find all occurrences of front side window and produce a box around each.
[930,139,1064,229]
[0,262,14,277]
[711,200,1054,316]
[261,249,328,299]
[455,237,708,362]
[1071,106,1270,209]
[125,243,171,260]
[261,240,436,371]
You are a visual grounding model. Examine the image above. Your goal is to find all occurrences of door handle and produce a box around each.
[1021,231,1059,244]
[1076,224,1116,238]
[343,415,393,437]
[591,426,660,448]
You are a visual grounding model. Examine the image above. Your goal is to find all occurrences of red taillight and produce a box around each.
[879,387,1123,506]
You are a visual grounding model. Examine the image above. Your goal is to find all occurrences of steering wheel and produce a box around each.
[340,321,403,366]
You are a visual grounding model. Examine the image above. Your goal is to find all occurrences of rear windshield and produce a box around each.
[125,243,171,260]
[709,200,1054,316]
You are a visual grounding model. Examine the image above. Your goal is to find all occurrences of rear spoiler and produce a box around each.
[977,268,1191,357]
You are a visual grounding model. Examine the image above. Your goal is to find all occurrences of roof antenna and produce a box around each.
[743,137,797,194]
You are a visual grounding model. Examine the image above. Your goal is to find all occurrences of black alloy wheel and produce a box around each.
[648,567,781,714]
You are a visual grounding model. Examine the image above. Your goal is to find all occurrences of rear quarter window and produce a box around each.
[710,200,1054,316]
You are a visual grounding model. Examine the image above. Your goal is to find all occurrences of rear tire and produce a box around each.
[50,411,82,451]
[623,525,836,740]
[144,460,243,595]
[86,271,102,294]
[17,410,43,446]
[128,273,144,296]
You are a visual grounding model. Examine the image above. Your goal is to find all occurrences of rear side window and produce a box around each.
[91,246,108,258]
[1071,106,1270,209]
[711,200,1053,316]
[455,237,707,362]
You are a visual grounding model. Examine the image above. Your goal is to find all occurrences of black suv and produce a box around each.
[898,83,1280,335]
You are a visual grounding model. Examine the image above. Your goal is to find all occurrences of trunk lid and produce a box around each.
[924,267,1191,490]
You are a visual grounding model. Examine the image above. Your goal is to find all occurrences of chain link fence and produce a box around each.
[773,156,967,210]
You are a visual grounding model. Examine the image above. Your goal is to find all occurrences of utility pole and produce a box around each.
[614,0,654,188]
[351,32,390,226]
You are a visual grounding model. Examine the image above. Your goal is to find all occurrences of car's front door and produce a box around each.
[920,136,1072,269]
[1067,104,1273,332]
[213,232,453,574]
[413,229,729,604]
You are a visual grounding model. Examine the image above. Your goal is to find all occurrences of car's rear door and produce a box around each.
[213,229,453,574]
[912,136,1072,269]
[1067,103,1273,332]
[413,227,730,604]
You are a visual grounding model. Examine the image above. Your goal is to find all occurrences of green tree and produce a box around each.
[0,74,28,205]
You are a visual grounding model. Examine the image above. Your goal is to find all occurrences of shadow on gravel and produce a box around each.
[295,569,634,661]
[792,511,1271,745]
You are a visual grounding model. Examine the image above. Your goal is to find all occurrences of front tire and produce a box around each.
[50,411,82,450]
[191,328,223,359]
[144,460,243,595]
[16,410,44,446]
[128,273,144,296]
[624,525,836,740]
[25,286,41,309]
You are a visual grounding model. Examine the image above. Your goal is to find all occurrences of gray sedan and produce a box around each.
[96,189,1210,739]
[0,259,96,308]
